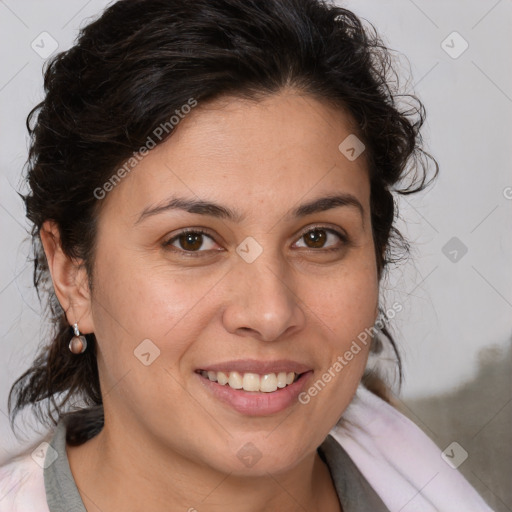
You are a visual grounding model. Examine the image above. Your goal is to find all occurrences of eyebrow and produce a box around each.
[136,193,364,225]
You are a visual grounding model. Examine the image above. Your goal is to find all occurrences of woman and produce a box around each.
[0,0,494,510]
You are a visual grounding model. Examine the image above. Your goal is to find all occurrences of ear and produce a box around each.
[40,220,95,334]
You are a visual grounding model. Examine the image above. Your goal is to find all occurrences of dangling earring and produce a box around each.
[69,323,87,354]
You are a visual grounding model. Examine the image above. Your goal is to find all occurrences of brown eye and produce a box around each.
[303,229,327,248]
[295,227,348,251]
[177,232,204,251]
[164,229,218,254]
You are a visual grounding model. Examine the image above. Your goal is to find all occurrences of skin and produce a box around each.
[41,89,380,512]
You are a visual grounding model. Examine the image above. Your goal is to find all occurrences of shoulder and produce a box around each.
[0,443,51,512]
[328,384,495,512]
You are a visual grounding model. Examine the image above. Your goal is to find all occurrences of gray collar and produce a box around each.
[318,433,389,511]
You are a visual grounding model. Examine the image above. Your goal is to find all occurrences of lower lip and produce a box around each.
[196,371,313,416]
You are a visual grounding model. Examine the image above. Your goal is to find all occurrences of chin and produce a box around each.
[209,437,310,477]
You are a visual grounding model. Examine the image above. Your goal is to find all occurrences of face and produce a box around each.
[86,90,379,476]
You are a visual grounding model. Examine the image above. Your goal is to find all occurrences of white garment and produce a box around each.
[330,385,494,511]
[0,384,494,511]
[0,436,50,511]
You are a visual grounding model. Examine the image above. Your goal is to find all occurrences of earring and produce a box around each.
[69,323,87,354]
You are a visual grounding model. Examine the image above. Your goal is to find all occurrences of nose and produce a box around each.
[222,253,306,342]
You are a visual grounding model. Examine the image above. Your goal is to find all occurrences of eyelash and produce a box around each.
[162,225,349,257]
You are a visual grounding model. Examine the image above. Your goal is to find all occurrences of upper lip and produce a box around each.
[196,359,312,375]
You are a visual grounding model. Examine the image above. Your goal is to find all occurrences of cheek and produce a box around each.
[88,253,224,420]
[296,272,378,432]
[90,251,249,408]
[91,256,222,341]
[309,257,379,341]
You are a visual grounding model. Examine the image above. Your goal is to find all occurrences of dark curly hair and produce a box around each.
[9,0,438,443]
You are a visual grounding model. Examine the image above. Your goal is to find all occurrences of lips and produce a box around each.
[194,359,314,415]
[196,368,313,415]
[196,358,312,375]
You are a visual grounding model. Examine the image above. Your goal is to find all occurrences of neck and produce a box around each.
[66,418,341,512]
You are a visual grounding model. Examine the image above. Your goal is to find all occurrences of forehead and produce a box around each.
[100,90,370,224]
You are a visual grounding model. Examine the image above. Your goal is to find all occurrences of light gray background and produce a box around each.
[0,1,510,510]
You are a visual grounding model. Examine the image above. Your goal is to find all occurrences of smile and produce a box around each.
[198,370,301,393]
[195,365,313,416]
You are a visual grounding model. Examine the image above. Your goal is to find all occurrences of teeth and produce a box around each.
[277,372,288,388]
[242,373,260,392]
[228,371,243,389]
[217,371,229,386]
[200,370,299,392]
[260,373,277,392]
